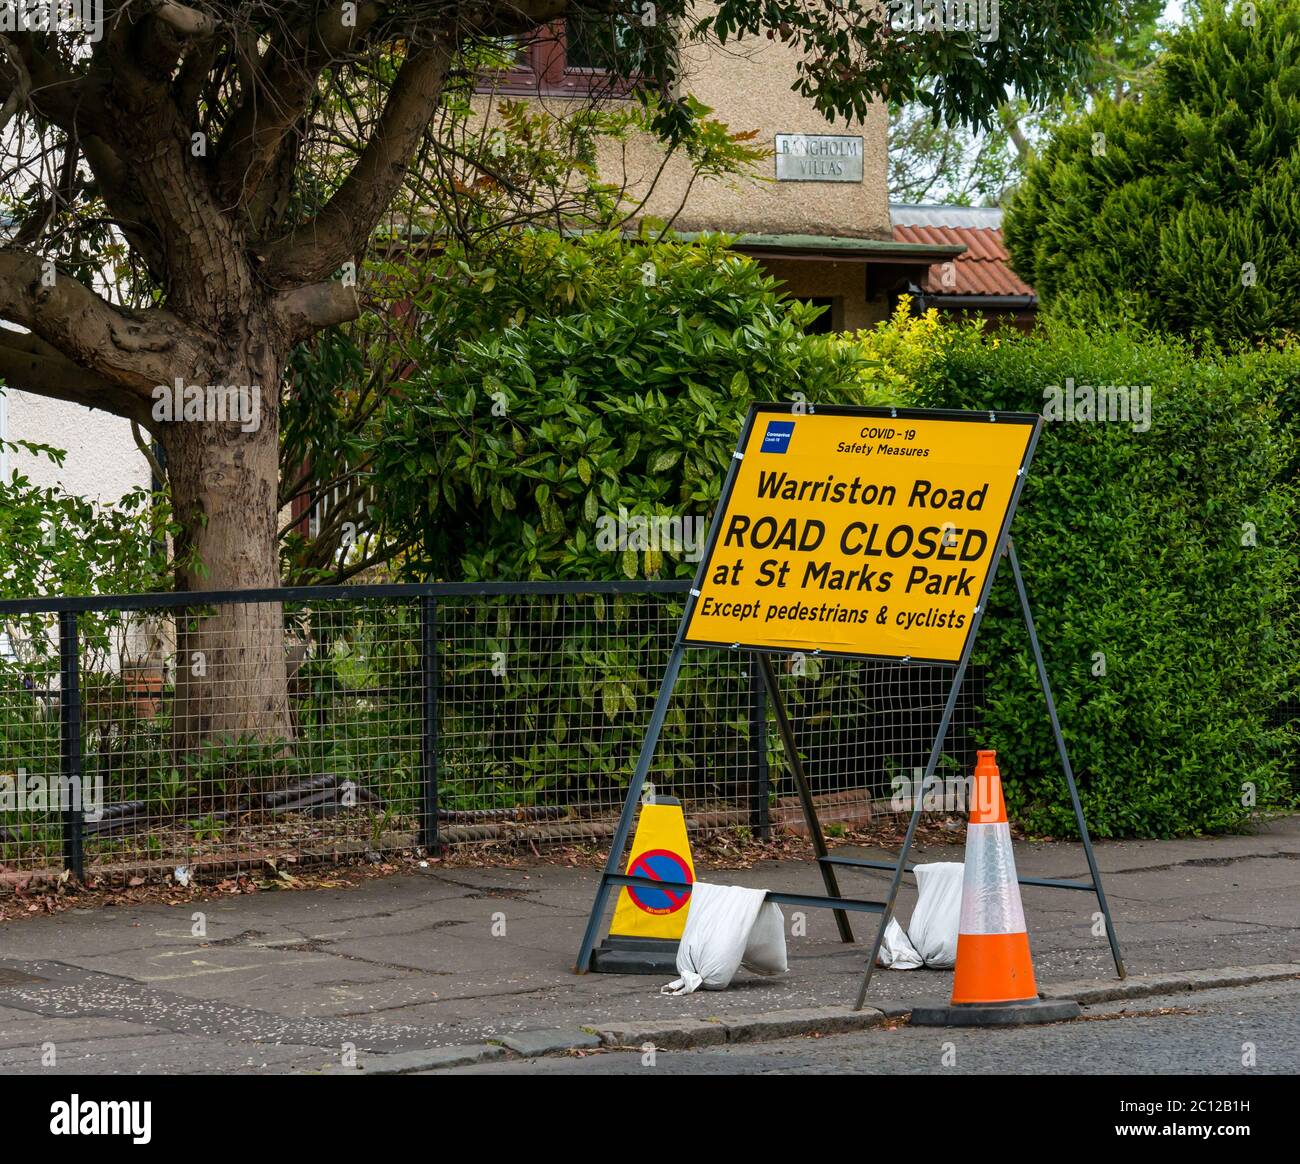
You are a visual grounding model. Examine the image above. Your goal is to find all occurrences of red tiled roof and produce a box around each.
[891,223,1035,299]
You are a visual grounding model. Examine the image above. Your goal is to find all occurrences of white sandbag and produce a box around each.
[661,882,777,995]
[876,917,924,970]
[907,861,964,968]
[741,900,788,976]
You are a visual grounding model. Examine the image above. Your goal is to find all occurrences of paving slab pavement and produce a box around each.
[0,816,1297,1074]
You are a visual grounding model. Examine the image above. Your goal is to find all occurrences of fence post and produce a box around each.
[748,653,770,839]
[58,610,85,881]
[419,595,440,851]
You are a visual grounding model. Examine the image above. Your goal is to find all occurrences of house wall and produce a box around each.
[472,18,891,239]
[1,388,149,504]
[757,257,892,331]
[606,31,891,239]
[471,19,894,330]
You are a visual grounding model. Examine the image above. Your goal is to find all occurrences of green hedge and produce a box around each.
[356,234,1298,837]
[1004,0,1300,346]
[369,235,902,808]
[372,232,886,581]
[910,324,1298,836]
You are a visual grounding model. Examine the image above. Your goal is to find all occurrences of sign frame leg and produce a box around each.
[574,641,688,973]
[853,657,974,1009]
[1007,538,1125,980]
[757,652,854,943]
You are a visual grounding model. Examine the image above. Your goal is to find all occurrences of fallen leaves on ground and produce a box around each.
[0,812,977,921]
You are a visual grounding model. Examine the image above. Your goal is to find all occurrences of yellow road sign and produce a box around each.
[683,406,1039,663]
[609,801,695,941]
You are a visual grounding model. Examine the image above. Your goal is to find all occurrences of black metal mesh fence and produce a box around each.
[437,593,750,827]
[0,583,983,885]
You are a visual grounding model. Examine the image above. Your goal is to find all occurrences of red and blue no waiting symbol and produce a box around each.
[627,849,693,915]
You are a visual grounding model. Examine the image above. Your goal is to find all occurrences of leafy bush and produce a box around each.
[1005,0,1300,346]
[365,250,1297,836]
[371,232,889,580]
[0,440,174,611]
[841,298,956,397]
[908,322,1298,836]
[362,235,907,808]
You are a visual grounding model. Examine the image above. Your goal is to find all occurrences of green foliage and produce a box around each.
[0,439,173,603]
[433,591,752,807]
[0,438,177,668]
[1006,0,1300,345]
[371,233,891,581]
[700,1,1115,130]
[356,272,1298,837]
[350,235,915,809]
[908,322,1298,836]
[282,93,768,586]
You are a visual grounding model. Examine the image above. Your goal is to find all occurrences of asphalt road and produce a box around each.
[432,978,1300,1075]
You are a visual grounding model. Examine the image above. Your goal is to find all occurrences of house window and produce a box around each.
[565,14,644,72]
[477,17,643,97]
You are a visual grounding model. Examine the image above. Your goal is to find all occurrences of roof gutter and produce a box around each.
[725,233,965,264]
[922,294,1037,310]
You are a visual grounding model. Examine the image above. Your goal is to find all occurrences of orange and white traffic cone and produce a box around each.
[911,750,1081,1026]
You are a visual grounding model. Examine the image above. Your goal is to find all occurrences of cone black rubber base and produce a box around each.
[590,936,680,975]
[909,997,1082,1027]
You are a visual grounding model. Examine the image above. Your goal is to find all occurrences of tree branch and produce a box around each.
[0,249,201,398]
[262,40,453,285]
[213,1,384,215]
[80,135,169,280]
[131,416,168,480]
[12,141,83,249]
[151,0,220,39]
[0,328,152,423]
[998,104,1034,165]
[0,36,32,135]
[273,279,361,342]
[326,539,401,584]
[3,30,111,138]
[127,0,221,87]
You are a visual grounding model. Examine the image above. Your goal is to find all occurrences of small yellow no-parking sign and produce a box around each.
[608,799,695,941]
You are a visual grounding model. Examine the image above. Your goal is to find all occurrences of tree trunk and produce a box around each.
[158,331,293,791]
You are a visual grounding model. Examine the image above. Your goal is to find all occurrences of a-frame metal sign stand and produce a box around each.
[575,404,1125,1007]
